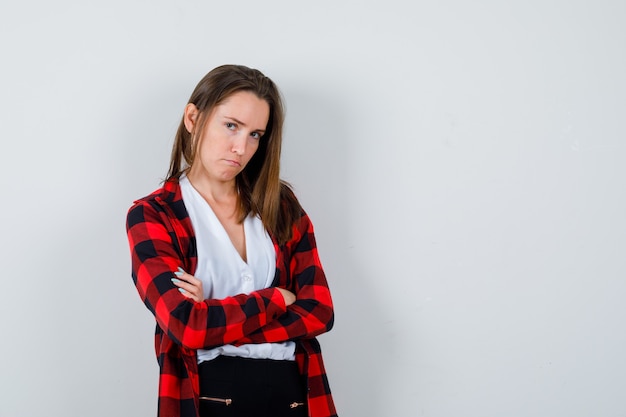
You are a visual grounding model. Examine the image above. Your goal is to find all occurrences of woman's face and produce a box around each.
[187,90,270,185]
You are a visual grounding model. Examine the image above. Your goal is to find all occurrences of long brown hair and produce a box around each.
[167,64,300,245]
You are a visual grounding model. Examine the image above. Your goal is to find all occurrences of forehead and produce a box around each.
[213,91,269,125]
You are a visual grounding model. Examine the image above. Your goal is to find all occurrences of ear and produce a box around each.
[183,103,199,133]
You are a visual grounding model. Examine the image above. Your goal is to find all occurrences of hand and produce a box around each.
[172,267,204,302]
[276,288,296,306]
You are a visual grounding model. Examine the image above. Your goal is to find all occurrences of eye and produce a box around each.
[225,122,236,130]
[250,132,262,140]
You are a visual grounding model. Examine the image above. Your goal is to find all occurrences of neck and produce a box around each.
[186,171,238,207]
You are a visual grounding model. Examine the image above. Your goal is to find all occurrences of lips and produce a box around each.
[224,159,241,167]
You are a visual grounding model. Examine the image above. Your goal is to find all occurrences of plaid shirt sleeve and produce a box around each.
[235,210,335,344]
[127,196,290,350]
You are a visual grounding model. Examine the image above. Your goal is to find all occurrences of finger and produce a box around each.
[171,278,200,293]
[172,280,202,302]
[175,268,202,285]
[173,268,203,301]
[172,282,192,297]
[181,273,202,286]
[174,267,190,281]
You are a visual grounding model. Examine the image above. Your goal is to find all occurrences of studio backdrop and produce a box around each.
[0,1,624,416]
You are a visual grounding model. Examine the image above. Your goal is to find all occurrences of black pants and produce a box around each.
[198,355,308,417]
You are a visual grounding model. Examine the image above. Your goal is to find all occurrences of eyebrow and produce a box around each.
[224,116,266,134]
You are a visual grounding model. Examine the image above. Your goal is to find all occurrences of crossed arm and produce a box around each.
[127,201,334,350]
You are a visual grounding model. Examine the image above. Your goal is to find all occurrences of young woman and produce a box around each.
[126,65,337,417]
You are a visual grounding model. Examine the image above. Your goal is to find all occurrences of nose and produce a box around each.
[231,133,247,155]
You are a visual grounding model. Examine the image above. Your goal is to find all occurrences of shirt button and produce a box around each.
[243,274,252,282]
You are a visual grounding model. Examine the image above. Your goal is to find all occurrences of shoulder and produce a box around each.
[279,182,318,244]
[131,177,181,207]
[127,177,187,228]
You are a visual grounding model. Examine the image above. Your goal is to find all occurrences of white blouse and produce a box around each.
[179,175,295,362]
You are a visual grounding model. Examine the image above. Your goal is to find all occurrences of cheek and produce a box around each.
[247,137,261,151]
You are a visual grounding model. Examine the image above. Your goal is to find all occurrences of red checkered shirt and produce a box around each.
[126,177,337,417]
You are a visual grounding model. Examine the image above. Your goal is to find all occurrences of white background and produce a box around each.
[1,1,625,416]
